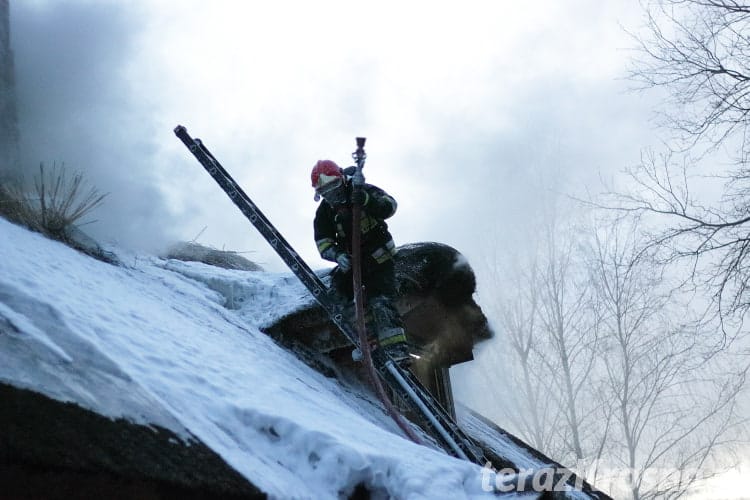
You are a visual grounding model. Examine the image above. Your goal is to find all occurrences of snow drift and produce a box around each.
[0,217,493,498]
[0,216,607,499]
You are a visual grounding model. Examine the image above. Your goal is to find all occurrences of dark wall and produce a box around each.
[0,383,264,500]
[0,0,20,184]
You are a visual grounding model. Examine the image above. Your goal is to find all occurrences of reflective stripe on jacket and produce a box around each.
[314,183,398,264]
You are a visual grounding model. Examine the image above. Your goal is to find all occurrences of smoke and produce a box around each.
[10,1,180,251]
[6,0,658,268]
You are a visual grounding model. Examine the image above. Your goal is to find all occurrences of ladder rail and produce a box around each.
[174,125,486,464]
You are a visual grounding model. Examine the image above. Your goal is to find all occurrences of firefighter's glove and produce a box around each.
[336,252,352,273]
[351,189,369,207]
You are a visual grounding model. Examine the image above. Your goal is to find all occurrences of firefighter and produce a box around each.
[311,159,410,364]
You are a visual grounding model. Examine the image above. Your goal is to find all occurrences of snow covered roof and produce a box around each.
[0,217,609,499]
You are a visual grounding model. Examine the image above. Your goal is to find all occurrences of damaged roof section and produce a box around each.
[0,382,264,499]
[264,242,493,366]
[0,214,611,498]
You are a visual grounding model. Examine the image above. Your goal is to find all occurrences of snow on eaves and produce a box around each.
[0,217,495,499]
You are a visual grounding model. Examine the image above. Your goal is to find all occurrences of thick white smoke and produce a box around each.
[11,1,182,251]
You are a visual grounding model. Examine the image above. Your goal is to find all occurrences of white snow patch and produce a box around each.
[0,218,496,499]
[453,252,471,272]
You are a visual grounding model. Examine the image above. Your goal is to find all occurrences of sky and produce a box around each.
[10,0,660,273]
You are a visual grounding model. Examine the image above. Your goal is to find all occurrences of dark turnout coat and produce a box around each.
[314,182,398,265]
[314,182,399,299]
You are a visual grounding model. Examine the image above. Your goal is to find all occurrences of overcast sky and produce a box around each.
[10,0,659,268]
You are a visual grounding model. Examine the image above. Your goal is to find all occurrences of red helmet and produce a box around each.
[311,160,342,189]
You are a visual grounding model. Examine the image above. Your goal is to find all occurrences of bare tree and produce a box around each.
[484,210,746,499]
[621,0,750,326]
[604,147,750,337]
[585,217,745,500]
[534,216,602,464]
[483,205,608,469]
[484,246,565,456]
[629,0,750,156]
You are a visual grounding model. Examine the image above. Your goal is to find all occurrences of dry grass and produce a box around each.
[0,182,43,232]
[0,163,106,243]
[165,241,263,271]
